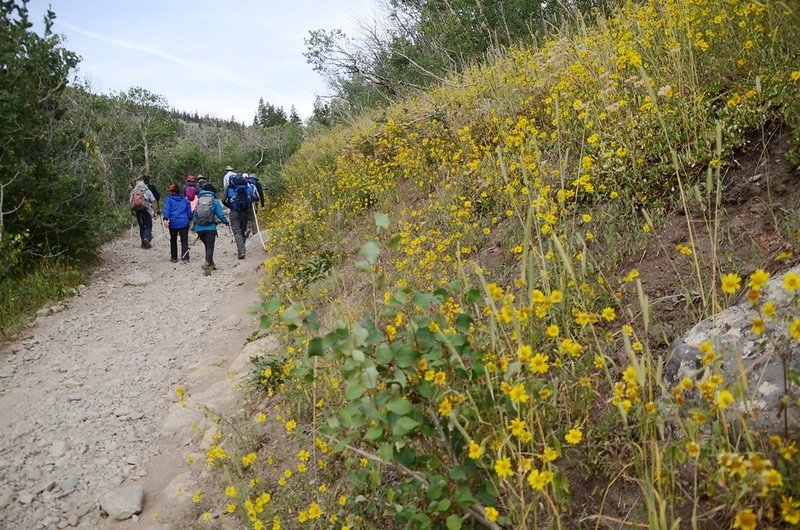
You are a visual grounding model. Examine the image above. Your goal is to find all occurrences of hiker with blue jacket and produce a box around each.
[222,173,256,260]
[192,184,229,276]
[162,184,193,263]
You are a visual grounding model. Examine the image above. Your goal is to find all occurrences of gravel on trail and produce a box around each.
[0,224,264,529]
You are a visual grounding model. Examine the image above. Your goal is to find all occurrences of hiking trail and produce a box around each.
[0,224,265,529]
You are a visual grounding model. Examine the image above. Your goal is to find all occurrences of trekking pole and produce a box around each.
[251,202,267,251]
[227,221,235,244]
[181,235,200,261]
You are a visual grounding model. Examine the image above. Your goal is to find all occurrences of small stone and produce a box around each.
[122,272,152,287]
[67,515,79,527]
[51,440,67,459]
[34,480,56,494]
[61,477,79,496]
[99,483,144,520]
[18,492,35,504]
[0,489,12,509]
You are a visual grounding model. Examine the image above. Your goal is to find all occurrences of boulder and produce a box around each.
[99,483,144,520]
[666,266,800,436]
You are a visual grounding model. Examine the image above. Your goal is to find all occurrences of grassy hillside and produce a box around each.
[191,1,800,528]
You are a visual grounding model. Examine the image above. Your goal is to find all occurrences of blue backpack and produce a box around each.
[226,174,253,212]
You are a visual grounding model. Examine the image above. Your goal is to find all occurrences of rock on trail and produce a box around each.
[0,227,264,528]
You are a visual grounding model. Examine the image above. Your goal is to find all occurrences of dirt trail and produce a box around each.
[0,222,265,529]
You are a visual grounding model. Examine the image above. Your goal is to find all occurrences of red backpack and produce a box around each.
[130,186,149,211]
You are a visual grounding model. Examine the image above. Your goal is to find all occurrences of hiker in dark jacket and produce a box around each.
[162,184,193,263]
[192,185,229,275]
[143,175,161,210]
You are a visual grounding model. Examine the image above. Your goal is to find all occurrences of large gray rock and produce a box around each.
[666,266,800,436]
[99,483,144,520]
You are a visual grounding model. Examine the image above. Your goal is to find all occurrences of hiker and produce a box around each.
[245,173,265,237]
[142,175,161,212]
[184,174,199,199]
[223,173,255,259]
[197,174,208,190]
[222,165,236,190]
[186,186,198,211]
[129,177,158,249]
[193,184,229,275]
[162,184,193,263]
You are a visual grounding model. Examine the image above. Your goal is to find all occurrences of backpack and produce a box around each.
[129,185,149,212]
[246,176,261,202]
[194,195,216,224]
[226,174,253,212]
[184,181,199,199]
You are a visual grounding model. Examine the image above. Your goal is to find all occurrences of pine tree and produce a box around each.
[289,105,302,125]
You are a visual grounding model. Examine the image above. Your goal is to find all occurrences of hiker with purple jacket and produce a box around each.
[162,184,193,263]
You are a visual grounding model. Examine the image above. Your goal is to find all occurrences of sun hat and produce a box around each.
[169,184,178,193]
[225,165,234,171]
[186,175,196,182]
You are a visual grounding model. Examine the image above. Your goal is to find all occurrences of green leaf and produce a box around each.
[446,515,462,530]
[465,288,482,304]
[307,337,323,357]
[360,240,381,264]
[352,349,365,362]
[387,234,401,250]
[353,324,369,346]
[355,260,372,272]
[393,416,420,436]
[418,381,436,399]
[362,366,380,388]
[386,397,413,415]
[392,367,408,388]
[449,464,471,480]
[374,212,389,229]
[345,382,366,400]
[365,426,383,441]
[454,486,475,505]
[454,313,473,333]
[262,297,281,313]
[378,443,393,461]
[434,498,451,512]
[412,292,434,308]
[281,306,302,329]
[393,288,408,304]
[304,310,320,333]
[394,345,418,368]
[375,344,393,365]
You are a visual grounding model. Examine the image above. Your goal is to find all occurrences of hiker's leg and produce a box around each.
[239,209,249,240]
[206,231,217,263]
[179,228,189,260]
[169,228,179,260]
[136,211,146,241]
[142,212,153,242]
[229,210,246,257]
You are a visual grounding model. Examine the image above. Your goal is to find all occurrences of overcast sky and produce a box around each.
[26,1,377,123]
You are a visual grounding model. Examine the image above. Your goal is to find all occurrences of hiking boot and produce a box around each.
[181,257,190,263]
[210,261,217,270]
[202,261,212,276]
[238,253,245,260]
[170,258,178,263]
[142,240,151,249]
